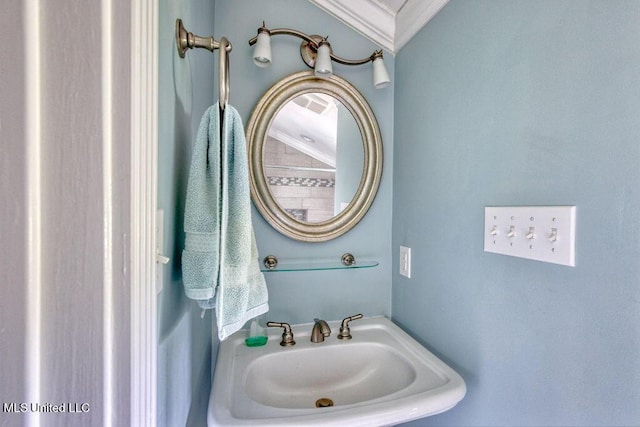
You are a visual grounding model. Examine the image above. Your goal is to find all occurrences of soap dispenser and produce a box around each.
[245,314,268,347]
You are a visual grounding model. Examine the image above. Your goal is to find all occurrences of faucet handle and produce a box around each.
[337,314,363,340]
[267,321,296,347]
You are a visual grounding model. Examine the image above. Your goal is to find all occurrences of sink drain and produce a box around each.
[315,398,334,408]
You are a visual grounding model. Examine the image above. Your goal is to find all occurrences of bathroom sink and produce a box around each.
[208,316,466,426]
[245,341,417,409]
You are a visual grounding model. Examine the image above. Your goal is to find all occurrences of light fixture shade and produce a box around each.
[314,43,333,78]
[253,31,272,67]
[372,56,391,89]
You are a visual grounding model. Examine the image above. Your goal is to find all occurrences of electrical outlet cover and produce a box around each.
[400,246,411,278]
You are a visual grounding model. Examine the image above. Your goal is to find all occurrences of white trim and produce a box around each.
[25,1,41,426]
[130,0,158,425]
[310,0,396,52]
[102,0,114,424]
[394,0,449,52]
[309,0,449,54]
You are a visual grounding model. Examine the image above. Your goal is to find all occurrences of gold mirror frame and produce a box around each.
[246,71,383,242]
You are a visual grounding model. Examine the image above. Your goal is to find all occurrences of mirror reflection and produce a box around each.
[247,71,382,242]
[264,93,364,223]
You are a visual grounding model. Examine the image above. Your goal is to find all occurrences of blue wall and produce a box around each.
[159,0,640,425]
[213,0,395,324]
[157,1,216,426]
[392,1,640,425]
[157,0,394,424]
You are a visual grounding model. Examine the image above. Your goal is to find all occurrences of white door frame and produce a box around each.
[130,1,158,425]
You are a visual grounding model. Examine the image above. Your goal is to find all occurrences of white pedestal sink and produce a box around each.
[208,316,466,426]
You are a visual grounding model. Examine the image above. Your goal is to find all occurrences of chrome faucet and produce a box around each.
[267,321,295,346]
[310,319,331,343]
[337,313,363,340]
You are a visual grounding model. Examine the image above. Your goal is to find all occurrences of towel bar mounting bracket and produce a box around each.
[175,18,232,58]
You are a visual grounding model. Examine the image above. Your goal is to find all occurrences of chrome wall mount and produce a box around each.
[341,253,356,266]
[263,255,278,270]
[176,18,231,57]
[175,19,232,108]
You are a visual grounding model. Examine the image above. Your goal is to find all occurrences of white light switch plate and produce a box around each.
[156,209,166,294]
[484,206,576,267]
[399,246,411,278]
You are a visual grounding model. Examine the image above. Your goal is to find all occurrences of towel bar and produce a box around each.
[175,19,231,109]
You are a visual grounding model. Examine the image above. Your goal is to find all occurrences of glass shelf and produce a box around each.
[260,259,379,273]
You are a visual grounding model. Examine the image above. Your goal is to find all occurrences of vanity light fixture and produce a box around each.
[313,37,333,78]
[248,22,391,89]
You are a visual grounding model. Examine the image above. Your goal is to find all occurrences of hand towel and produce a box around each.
[182,102,268,340]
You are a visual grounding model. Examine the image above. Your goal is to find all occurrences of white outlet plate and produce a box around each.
[484,206,576,267]
[400,246,411,278]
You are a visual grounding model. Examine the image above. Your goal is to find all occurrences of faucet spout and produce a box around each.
[310,319,331,343]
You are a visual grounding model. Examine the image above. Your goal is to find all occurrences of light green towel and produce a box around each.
[182,102,268,340]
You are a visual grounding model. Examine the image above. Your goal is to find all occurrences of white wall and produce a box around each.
[1,1,29,421]
[0,1,135,425]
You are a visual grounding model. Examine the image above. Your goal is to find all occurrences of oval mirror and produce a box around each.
[247,71,383,242]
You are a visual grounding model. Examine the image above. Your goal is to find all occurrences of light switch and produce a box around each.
[484,206,576,267]
[399,246,411,278]
[156,209,169,294]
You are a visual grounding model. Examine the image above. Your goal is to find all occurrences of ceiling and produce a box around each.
[309,0,450,55]
[268,93,338,168]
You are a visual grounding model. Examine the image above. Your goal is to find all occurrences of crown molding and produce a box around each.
[309,0,396,53]
[309,0,449,55]
[394,0,449,52]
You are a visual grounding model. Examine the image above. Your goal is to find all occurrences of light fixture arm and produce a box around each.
[248,26,383,67]
[249,22,390,88]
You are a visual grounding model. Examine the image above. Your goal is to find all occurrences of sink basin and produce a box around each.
[245,341,418,408]
[208,316,466,426]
